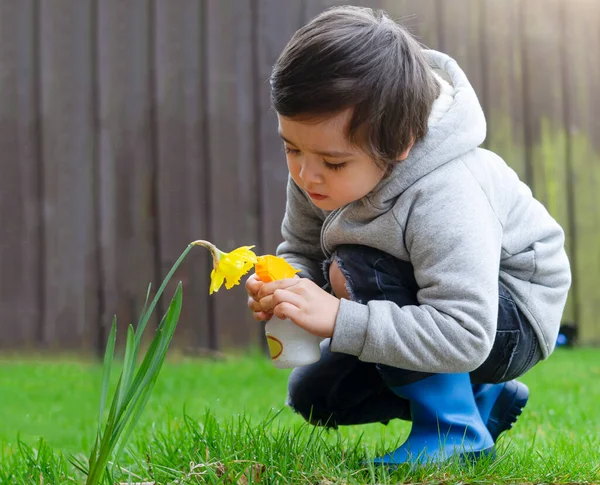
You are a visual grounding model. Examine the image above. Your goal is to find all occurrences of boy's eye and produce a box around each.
[323,160,346,172]
[284,146,300,155]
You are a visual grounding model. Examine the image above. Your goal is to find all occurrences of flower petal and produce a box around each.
[209,268,225,295]
[209,245,258,293]
[231,246,258,259]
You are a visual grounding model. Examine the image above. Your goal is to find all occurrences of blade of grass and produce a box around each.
[69,453,90,476]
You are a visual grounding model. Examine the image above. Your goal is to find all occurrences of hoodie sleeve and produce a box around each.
[330,172,503,373]
[276,176,327,287]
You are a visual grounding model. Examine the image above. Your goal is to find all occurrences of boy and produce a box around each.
[246,6,571,465]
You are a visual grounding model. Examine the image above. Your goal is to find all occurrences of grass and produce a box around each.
[0,347,598,484]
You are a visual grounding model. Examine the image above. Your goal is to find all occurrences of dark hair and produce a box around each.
[270,6,440,168]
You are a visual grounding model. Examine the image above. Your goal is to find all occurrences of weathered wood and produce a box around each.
[304,0,383,24]
[39,0,98,350]
[479,0,527,180]
[154,0,211,349]
[97,0,157,350]
[563,0,600,344]
[521,0,575,323]
[436,0,484,109]
[0,0,598,350]
[0,0,40,349]
[204,0,261,349]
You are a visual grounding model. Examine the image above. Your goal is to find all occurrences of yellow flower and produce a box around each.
[192,241,258,294]
[255,255,300,282]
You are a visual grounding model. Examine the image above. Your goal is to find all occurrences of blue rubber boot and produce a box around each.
[473,380,529,442]
[374,373,495,466]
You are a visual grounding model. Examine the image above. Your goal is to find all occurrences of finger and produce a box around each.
[253,311,272,322]
[258,294,275,313]
[245,272,261,286]
[273,301,302,321]
[257,278,300,299]
[260,288,304,313]
[248,298,263,313]
[246,282,262,297]
[273,288,305,308]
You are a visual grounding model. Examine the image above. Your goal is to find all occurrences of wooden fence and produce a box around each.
[0,0,598,354]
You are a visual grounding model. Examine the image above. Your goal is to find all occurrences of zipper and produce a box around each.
[320,207,342,257]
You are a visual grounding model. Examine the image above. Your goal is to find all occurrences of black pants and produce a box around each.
[287,245,542,427]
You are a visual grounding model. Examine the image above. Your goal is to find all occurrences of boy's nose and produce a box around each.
[299,161,322,185]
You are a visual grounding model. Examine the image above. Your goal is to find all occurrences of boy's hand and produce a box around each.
[246,273,273,322]
[257,278,340,338]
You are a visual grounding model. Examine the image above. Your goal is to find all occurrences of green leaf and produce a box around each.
[116,325,136,413]
[86,435,99,475]
[112,330,174,463]
[122,315,169,412]
[86,372,125,484]
[134,244,192,348]
[87,285,183,484]
[98,319,117,433]
[84,242,194,485]
[140,283,152,327]
[113,284,183,450]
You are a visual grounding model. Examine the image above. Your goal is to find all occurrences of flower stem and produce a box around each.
[134,243,194,348]
[190,240,224,268]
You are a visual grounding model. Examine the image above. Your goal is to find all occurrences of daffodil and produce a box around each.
[192,240,258,294]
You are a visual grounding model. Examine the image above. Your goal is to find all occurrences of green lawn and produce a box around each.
[0,348,598,484]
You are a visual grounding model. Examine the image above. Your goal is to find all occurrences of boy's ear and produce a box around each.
[398,138,415,161]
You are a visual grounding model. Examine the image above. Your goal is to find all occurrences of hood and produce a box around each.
[367,50,487,207]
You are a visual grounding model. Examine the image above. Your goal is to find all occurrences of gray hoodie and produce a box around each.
[276,50,571,373]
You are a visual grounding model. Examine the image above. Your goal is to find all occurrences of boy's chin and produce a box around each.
[310,197,344,211]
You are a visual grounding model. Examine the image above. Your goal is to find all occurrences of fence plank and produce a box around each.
[304,0,382,22]
[154,0,211,350]
[0,0,40,349]
[479,0,527,180]
[204,0,261,349]
[436,0,484,108]
[521,0,575,324]
[563,0,600,344]
[39,0,98,350]
[96,0,158,349]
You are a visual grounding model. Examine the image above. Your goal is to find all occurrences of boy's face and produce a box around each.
[278,110,385,211]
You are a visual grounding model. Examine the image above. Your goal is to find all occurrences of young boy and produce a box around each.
[246,6,571,465]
